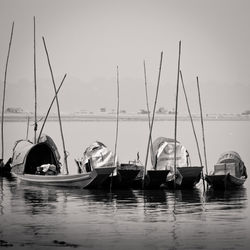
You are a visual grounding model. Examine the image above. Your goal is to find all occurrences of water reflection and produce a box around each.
[0,177,249,250]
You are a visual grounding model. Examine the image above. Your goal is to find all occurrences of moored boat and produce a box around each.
[11,134,97,188]
[103,162,141,189]
[205,151,247,190]
[75,141,116,188]
[150,137,203,189]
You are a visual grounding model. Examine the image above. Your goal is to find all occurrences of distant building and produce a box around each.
[156,107,167,114]
[5,107,24,113]
[242,110,250,115]
[138,109,149,114]
[100,108,106,112]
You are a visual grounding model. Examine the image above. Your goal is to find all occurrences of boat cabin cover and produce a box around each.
[216,151,247,178]
[11,134,61,175]
[150,137,189,171]
[79,141,114,170]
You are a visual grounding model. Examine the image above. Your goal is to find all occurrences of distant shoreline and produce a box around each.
[2,113,250,122]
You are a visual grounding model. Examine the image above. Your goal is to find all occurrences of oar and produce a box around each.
[1,22,14,160]
[143,51,163,189]
[180,70,205,190]
[196,76,208,176]
[173,41,181,189]
[42,37,69,175]
[37,74,67,142]
[33,16,38,143]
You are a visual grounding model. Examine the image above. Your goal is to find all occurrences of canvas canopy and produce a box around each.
[217,151,247,178]
[150,137,189,171]
[11,134,60,175]
[80,141,114,170]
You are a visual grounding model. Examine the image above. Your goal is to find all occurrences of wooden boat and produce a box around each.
[102,162,141,189]
[164,166,203,189]
[0,158,12,177]
[205,151,247,190]
[10,135,97,188]
[150,137,203,189]
[75,141,116,188]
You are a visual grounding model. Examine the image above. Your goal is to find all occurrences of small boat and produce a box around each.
[10,134,97,188]
[102,162,141,189]
[150,137,203,189]
[0,158,12,177]
[75,141,116,188]
[205,151,247,190]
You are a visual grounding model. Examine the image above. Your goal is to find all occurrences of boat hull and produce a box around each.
[144,170,170,189]
[205,174,246,190]
[11,171,97,188]
[85,167,116,188]
[165,166,203,189]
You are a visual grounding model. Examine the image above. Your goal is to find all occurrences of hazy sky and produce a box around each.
[0,0,250,114]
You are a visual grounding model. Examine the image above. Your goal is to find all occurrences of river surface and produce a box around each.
[1,120,250,249]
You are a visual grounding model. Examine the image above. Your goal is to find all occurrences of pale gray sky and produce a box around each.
[0,0,250,114]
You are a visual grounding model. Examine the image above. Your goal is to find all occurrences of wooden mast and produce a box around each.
[173,41,181,189]
[143,51,163,188]
[42,37,69,175]
[33,16,38,143]
[37,74,67,142]
[196,76,208,175]
[180,70,205,189]
[143,60,153,158]
[1,22,14,160]
[114,66,120,168]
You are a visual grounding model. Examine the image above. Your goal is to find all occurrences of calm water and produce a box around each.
[1,120,250,249]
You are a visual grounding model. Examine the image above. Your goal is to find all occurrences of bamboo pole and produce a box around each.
[1,22,14,160]
[110,66,120,191]
[180,71,202,165]
[174,41,181,189]
[143,60,154,160]
[37,74,67,142]
[33,16,38,144]
[114,66,119,163]
[180,70,205,190]
[196,76,208,175]
[143,51,163,188]
[26,116,30,140]
[42,37,69,175]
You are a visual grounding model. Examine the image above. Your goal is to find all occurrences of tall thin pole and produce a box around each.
[143,51,163,188]
[114,65,120,165]
[37,74,67,142]
[26,116,30,140]
[42,37,69,175]
[197,76,208,175]
[180,70,205,190]
[180,71,202,165]
[1,22,14,159]
[143,60,153,158]
[110,66,120,191]
[33,16,38,143]
[174,41,181,189]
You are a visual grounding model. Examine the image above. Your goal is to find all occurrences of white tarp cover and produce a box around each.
[81,141,114,169]
[150,137,188,171]
[11,140,33,167]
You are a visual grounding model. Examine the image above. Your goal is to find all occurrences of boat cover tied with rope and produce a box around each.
[150,137,190,184]
[76,141,115,173]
